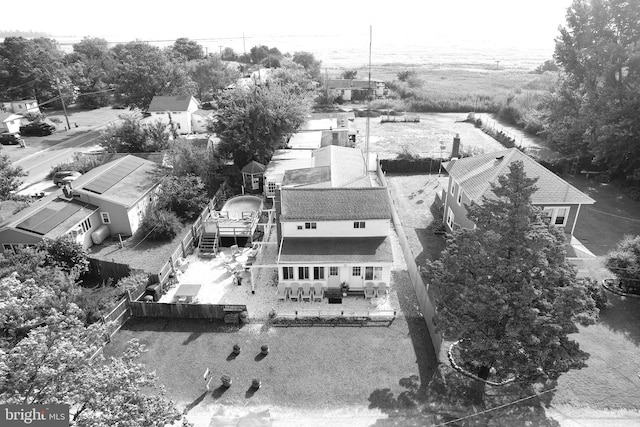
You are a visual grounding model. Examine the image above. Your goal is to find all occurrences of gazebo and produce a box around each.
[241,160,266,193]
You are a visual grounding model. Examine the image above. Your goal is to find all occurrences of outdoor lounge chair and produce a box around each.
[301,283,312,301]
[311,283,324,302]
[289,283,301,301]
[276,284,290,300]
[376,283,389,297]
[364,282,376,298]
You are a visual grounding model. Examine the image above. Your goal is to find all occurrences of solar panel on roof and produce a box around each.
[83,156,144,194]
[16,204,82,235]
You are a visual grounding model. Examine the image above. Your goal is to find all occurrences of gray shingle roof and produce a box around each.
[278,236,393,263]
[147,95,197,112]
[280,187,391,221]
[444,148,595,205]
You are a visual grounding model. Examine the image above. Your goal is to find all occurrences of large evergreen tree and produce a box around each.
[422,161,597,403]
[544,0,640,178]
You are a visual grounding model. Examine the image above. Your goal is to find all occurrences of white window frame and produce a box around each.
[329,266,339,276]
[352,266,361,277]
[446,207,454,229]
[450,179,456,196]
[298,266,309,280]
[101,212,111,224]
[457,187,462,205]
[353,221,366,229]
[313,267,325,280]
[543,206,570,227]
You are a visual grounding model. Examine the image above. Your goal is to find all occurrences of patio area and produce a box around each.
[155,226,407,320]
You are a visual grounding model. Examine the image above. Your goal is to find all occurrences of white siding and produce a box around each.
[281,219,389,238]
[277,262,391,290]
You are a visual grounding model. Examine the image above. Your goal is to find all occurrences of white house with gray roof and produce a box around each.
[276,187,393,291]
[441,148,595,237]
[0,155,163,252]
[147,95,200,135]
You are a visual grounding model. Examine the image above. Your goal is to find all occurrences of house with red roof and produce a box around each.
[441,148,595,238]
[0,155,164,252]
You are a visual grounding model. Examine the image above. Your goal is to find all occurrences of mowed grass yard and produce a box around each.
[386,172,640,416]
[103,287,437,425]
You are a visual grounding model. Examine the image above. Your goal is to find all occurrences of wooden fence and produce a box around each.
[86,257,132,282]
[378,163,443,359]
[151,197,217,287]
[129,301,246,319]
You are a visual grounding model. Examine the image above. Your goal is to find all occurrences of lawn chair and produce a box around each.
[364,282,376,298]
[289,283,301,302]
[276,283,290,300]
[376,283,389,297]
[311,283,324,302]
[301,283,312,301]
[230,244,240,256]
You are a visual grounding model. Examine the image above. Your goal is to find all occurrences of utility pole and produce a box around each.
[55,77,71,130]
[219,45,222,58]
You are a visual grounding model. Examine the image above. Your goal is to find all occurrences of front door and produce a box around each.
[350,266,364,289]
[328,266,340,288]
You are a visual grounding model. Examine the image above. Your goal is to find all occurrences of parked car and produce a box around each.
[53,171,82,187]
[0,132,24,145]
[20,122,55,136]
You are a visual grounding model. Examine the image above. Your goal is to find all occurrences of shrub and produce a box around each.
[580,277,609,310]
[156,175,209,220]
[605,235,640,292]
[37,235,89,275]
[139,209,181,241]
[115,272,149,297]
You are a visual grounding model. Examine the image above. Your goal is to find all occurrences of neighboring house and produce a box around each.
[311,111,357,142]
[1,99,40,115]
[276,187,393,291]
[0,112,23,134]
[0,155,163,252]
[327,79,386,101]
[191,109,214,133]
[440,148,595,236]
[287,118,351,149]
[147,95,200,135]
[264,145,377,198]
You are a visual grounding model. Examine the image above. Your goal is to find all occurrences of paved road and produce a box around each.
[15,128,105,193]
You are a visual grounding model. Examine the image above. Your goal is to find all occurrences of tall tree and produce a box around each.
[544,0,640,178]
[292,51,322,80]
[211,73,312,167]
[171,37,203,61]
[341,70,358,80]
[0,37,72,108]
[0,153,26,201]
[188,56,239,101]
[422,161,597,403]
[111,41,196,108]
[66,37,115,108]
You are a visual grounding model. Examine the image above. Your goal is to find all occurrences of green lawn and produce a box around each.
[387,172,640,415]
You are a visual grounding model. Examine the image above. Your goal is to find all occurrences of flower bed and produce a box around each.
[447,340,516,386]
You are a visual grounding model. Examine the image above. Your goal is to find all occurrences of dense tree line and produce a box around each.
[0,35,323,110]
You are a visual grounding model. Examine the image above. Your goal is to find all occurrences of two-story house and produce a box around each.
[0,155,163,252]
[146,95,200,135]
[276,187,393,291]
[441,148,595,237]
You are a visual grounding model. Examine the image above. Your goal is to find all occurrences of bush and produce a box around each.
[115,272,150,297]
[579,277,609,311]
[139,209,181,241]
[156,175,209,220]
[605,235,640,292]
[37,235,89,275]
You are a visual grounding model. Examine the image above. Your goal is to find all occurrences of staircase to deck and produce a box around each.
[198,220,219,257]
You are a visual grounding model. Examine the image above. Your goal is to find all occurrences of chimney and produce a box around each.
[452,133,461,158]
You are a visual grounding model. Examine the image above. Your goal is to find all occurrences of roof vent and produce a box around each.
[495,155,505,161]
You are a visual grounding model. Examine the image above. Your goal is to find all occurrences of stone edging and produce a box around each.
[601,279,640,299]
[448,340,516,387]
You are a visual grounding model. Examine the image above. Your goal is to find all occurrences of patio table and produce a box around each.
[174,284,201,303]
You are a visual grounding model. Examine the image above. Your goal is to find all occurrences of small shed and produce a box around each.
[0,113,23,134]
[241,160,266,193]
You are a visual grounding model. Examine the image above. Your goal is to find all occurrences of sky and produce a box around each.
[6,0,574,48]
